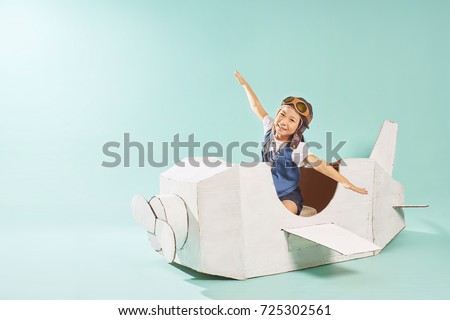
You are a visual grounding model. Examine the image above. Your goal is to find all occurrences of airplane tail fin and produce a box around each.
[370,120,398,176]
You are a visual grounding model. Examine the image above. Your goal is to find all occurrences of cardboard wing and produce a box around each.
[284,223,381,255]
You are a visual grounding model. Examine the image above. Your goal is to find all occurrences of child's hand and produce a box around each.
[342,182,368,195]
[234,70,247,86]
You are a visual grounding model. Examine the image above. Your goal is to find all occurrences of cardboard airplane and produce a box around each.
[131,120,427,279]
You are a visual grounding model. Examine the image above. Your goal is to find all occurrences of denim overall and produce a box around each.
[261,130,302,199]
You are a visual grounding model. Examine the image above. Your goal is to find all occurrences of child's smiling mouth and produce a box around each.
[276,123,287,131]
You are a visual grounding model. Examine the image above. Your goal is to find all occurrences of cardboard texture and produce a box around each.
[132,120,410,279]
[284,224,381,255]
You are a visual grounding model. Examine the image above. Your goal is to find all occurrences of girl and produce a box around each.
[234,70,368,216]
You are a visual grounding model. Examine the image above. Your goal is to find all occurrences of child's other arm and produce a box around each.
[234,70,268,121]
[306,155,368,195]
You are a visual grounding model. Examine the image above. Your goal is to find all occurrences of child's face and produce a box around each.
[274,106,301,140]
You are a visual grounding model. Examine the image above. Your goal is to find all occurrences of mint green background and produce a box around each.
[0,0,449,299]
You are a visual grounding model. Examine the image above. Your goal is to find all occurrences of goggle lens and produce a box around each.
[296,101,307,113]
[283,96,295,104]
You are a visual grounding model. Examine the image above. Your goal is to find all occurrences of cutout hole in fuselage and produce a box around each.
[299,161,340,214]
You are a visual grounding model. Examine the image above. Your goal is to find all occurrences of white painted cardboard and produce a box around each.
[132,120,408,279]
[370,120,397,176]
[284,224,381,255]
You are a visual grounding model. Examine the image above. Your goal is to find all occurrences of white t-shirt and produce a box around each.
[263,115,312,167]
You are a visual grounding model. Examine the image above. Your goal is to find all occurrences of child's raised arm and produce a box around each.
[306,155,369,195]
[235,70,268,121]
